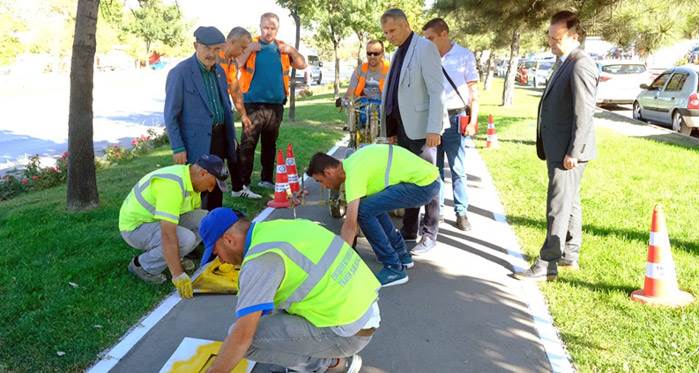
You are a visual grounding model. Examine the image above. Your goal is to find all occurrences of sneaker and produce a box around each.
[456,215,472,231]
[257,181,275,189]
[412,237,436,255]
[128,257,166,284]
[399,253,414,269]
[181,258,196,272]
[376,266,408,287]
[231,185,262,199]
[327,355,362,373]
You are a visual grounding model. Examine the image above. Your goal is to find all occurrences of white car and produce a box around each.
[634,65,699,135]
[596,60,649,105]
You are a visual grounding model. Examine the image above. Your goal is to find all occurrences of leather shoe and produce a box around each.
[514,261,557,282]
[558,258,579,270]
[456,215,472,231]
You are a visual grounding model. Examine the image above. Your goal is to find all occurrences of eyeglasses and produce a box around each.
[366,52,382,57]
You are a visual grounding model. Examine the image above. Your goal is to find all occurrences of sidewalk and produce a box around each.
[89,140,572,372]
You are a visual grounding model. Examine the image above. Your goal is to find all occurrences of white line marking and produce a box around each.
[469,144,575,373]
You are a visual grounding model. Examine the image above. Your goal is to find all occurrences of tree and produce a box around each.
[128,0,185,54]
[67,0,100,211]
[0,1,27,65]
[277,0,317,121]
[312,0,353,98]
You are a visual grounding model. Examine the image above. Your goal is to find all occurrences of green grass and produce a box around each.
[477,79,699,372]
[0,88,344,371]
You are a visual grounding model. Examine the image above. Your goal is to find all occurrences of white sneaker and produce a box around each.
[230,185,261,199]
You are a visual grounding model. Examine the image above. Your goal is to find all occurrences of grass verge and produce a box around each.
[0,88,344,371]
[477,79,699,371]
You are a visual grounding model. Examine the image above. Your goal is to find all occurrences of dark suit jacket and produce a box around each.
[164,54,237,164]
[536,48,598,163]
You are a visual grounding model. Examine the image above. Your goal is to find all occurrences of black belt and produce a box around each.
[447,107,469,116]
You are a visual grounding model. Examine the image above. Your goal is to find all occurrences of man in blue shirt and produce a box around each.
[231,12,307,196]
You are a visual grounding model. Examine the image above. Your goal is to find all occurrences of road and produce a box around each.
[0,68,168,174]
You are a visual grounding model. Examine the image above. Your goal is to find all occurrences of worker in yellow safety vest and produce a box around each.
[119,154,229,298]
[229,12,307,198]
[199,208,379,373]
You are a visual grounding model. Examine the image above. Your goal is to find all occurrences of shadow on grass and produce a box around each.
[507,214,699,256]
[557,277,637,295]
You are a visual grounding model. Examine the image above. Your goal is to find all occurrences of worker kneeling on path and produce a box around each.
[119,154,229,298]
[200,208,379,373]
[307,144,440,287]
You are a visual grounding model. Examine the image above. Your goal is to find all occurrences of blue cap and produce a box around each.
[194,26,225,46]
[196,154,228,192]
[199,208,240,266]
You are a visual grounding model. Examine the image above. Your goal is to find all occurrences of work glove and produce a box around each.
[172,272,193,299]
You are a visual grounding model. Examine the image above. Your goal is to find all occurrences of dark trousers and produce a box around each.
[231,103,284,191]
[539,161,587,265]
[202,125,227,211]
[396,122,440,240]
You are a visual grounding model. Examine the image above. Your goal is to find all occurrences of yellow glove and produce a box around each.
[172,272,193,299]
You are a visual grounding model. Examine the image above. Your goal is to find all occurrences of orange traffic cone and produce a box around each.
[630,205,694,307]
[286,144,300,194]
[267,150,290,208]
[486,114,499,149]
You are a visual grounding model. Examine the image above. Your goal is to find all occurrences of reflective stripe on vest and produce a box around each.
[384,144,394,188]
[353,61,389,97]
[247,235,345,310]
[133,173,187,219]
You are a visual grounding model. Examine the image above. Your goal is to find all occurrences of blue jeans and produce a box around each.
[358,181,440,267]
[437,113,470,216]
[357,97,381,128]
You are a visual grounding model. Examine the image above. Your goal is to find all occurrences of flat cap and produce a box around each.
[194,26,225,46]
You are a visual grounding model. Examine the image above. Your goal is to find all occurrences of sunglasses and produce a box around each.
[366,52,383,57]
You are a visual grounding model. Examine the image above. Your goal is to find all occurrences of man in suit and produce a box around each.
[380,9,446,255]
[515,11,598,281]
[164,26,238,211]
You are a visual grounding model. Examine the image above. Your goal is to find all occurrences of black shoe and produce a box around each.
[558,258,580,270]
[399,229,417,241]
[514,261,557,282]
[456,215,472,231]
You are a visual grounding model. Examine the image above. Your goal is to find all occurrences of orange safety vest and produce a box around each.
[353,60,390,97]
[218,50,238,98]
[238,37,292,96]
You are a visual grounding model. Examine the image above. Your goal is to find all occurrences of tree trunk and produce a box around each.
[67,0,100,211]
[356,31,364,68]
[483,50,495,91]
[333,40,340,98]
[475,50,483,80]
[502,29,520,107]
[288,10,301,122]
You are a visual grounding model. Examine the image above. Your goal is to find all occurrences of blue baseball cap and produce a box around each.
[199,208,240,266]
[193,26,225,46]
[196,154,229,192]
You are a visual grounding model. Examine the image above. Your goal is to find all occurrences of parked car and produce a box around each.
[531,61,554,87]
[307,54,323,84]
[687,46,699,64]
[495,60,508,77]
[633,65,699,135]
[595,60,649,105]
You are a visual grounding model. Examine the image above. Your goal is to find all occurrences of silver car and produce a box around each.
[633,65,699,135]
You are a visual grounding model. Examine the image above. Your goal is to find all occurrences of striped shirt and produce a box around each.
[197,59,225,125]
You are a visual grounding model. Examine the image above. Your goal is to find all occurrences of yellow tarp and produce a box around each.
[192,257,239,294]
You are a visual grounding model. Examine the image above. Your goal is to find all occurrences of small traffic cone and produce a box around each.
[267,150,290,208]
[630,205,694,307]
[286,144,300,194]
[486,114,499,149]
